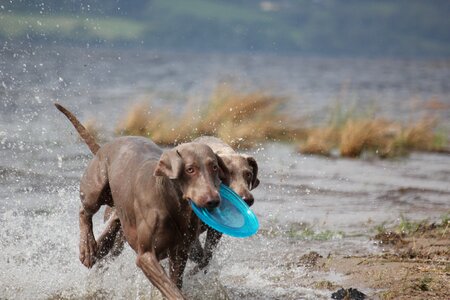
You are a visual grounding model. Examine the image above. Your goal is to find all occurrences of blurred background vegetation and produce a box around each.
[2,0,450,56]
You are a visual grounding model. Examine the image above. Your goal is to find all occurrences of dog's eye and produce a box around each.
[186,167,195,174]
[212,165,218,172]
[244,171,252,180]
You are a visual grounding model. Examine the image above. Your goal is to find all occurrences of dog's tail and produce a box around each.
[55,103,100,155]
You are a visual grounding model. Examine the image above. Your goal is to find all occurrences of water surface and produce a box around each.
[1,46,449,299]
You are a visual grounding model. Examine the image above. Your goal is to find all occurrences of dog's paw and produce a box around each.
[197,252,212,270]
[186,263,209,277]
[186,265,202,277]
[79,233,97,268]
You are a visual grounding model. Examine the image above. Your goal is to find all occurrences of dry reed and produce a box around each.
[115,87,300,148]
[114,87,447,157]
[299,116,446,158]
[300,127,339,156]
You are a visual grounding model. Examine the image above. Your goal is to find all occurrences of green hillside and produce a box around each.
[1,0,449,56]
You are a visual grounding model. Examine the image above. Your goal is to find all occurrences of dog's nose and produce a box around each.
[242,196,254,207]
[205,198,220,209]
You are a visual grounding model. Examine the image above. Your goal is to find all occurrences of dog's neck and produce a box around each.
[155,176,182,197]
[156,176,198,238]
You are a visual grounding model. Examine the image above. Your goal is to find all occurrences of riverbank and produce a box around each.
[301,217,449,299]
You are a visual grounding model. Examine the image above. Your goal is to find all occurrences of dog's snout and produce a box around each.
[242,195,254,207]
[206,198,220,209]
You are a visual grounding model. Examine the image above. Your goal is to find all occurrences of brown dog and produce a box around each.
[189,136,260,270]
[102,135,261,271]
[55,104,230,299]
[103,136,261,271]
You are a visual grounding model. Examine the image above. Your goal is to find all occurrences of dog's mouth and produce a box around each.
[187,198,220,211]
[243,198,254,207]
[206,206,218,212]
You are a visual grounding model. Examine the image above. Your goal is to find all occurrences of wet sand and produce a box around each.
[299,221,449,299]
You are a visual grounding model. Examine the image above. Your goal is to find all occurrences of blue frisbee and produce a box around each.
[190,184,259,238]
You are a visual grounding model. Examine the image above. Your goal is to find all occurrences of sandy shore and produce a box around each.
[297,220,449,299]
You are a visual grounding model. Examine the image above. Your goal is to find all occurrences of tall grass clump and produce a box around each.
[299,102,447,158]
[115,89,447,156]
[339,118,402,157]
[196,86,305,147]
[115,87,304,148]
[115,102,192,145]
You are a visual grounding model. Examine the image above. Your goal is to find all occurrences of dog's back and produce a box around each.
[193,136,236,156]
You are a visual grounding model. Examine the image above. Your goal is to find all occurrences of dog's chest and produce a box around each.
[159,211,200,247]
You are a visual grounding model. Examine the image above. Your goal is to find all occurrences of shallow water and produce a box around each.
[1,46,449,299]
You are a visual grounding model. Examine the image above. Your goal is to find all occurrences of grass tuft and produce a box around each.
[114,87,447,157]
[300,127,338,156]
[299,112,447,158]
[115,86,303,148]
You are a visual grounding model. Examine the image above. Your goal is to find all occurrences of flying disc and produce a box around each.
[190,184,259,238]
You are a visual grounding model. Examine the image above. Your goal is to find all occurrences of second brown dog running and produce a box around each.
[189,136,260,271]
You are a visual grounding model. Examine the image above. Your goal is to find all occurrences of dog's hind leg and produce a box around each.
[95,208,122,260]
[98,206,126,260]
[79,156,109,268]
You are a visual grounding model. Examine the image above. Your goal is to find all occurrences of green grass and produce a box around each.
[0,13,146,41]
[374,214,450,237]
[374,215,428,236]
[152,0,273,23]
[432,128,449,150]
[441,212,450,225]
[397,215,427,235]
[286,223,344,241]
[374,222,388,235]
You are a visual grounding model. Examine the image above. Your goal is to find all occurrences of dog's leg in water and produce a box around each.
[95,209,121,260]
[188,228,222,276]
[79,204,99,268]
[79,157,108,268]
[135,211,187,299]
[101,206,126,259]
[137,252,186,300]
[188,238,204,264]
[201,228,222,268]
[169,246,190,289]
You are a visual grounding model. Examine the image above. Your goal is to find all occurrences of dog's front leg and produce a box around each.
[136,251,186,300]
[188,238,204,264]
[169,246,189,289]
[199,228,222,269]
[187,228,222,277]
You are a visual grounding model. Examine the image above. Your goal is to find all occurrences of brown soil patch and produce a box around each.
[297,251,323,268]
[312,222,450,299]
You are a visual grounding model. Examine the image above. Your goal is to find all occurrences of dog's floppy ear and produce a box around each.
[154,149,183,179]
[215,154,230,186]
[245,155,260,190]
